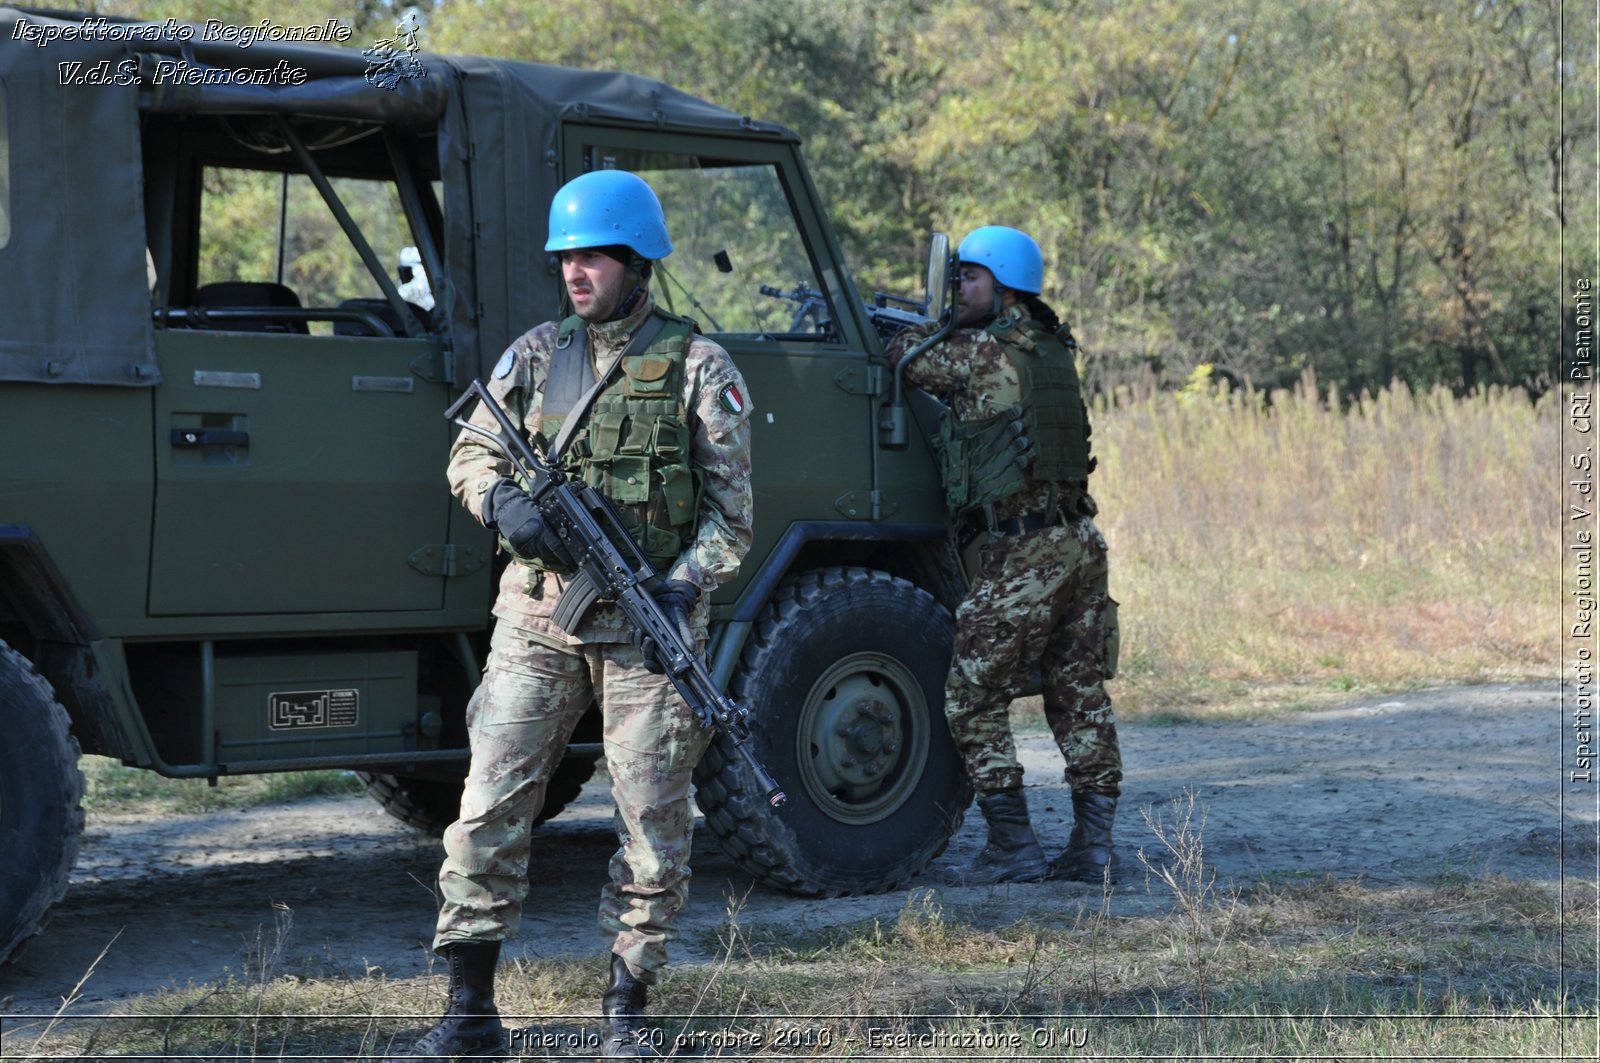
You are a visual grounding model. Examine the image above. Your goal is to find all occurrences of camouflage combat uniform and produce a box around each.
[887,306,1121,799]
[438,294,753,982]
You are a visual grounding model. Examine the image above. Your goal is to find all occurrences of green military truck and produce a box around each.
[0,7,970,964]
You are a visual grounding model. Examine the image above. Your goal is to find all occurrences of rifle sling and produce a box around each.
[546,313,670,633]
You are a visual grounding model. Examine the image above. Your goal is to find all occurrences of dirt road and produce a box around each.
[0,682,1586,1017]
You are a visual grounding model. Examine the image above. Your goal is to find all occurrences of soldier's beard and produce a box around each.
[572,270,644,323]
[957,300,993,328]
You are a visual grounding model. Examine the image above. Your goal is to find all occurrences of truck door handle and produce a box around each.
[170,429,250,448]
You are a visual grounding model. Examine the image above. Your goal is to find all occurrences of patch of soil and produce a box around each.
[0,682,1585,1018]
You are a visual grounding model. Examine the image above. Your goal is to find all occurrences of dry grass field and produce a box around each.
[1091,371,1557,717]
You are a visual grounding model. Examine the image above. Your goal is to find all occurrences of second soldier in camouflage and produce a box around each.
[886,225,1121,886]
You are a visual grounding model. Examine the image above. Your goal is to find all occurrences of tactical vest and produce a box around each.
[934,307,1091,519]
[538,310,701,569]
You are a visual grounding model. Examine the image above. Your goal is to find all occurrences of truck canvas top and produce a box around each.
[0,5,793,388]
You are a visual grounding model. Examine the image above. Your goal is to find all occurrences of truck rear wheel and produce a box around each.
[694,567,970,895]
[0,642,85,965]
[359,755,599,836]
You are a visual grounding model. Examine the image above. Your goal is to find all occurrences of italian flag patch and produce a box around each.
[718,384,745,414]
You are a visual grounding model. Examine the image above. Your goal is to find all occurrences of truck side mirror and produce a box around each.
[924,232,951,323]
[882,231,959,449]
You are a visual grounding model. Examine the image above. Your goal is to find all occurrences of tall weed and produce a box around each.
[1090,373,1556,712]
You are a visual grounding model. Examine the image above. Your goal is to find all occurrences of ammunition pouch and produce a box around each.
[934,405,1036,519]
[539,311,700,570]
[1100,596,1121,679]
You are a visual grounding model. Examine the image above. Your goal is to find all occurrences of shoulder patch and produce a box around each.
[717,383,746,415]
[492,350,516,380]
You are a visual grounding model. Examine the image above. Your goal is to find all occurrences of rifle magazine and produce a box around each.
[551,570,602,633]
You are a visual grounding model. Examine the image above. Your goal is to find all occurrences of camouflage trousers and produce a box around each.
[945,515,1122,797]
[434,619,711,982]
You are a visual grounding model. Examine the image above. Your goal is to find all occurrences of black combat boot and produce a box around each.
[600,954,657,1058]
[1048,791,1119,883]
[388,941,504,1059]
[948,789,1049,884]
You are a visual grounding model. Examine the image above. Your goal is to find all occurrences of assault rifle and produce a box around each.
[445,379,787,809]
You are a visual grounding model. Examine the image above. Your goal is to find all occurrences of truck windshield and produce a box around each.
[581,146,836,342]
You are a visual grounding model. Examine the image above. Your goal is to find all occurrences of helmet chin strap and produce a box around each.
[973,283,1009,327]
[606,259,653,322]
[990,283,1010,320]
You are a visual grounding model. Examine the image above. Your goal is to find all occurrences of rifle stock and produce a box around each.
[445,380,787,809]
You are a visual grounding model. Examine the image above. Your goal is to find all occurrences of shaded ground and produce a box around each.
[0,682,1587,1019]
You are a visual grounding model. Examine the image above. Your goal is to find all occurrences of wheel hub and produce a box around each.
[795,653,930,825]
[818,681,902,788]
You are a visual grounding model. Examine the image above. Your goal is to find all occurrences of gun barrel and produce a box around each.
[741,743,787,807]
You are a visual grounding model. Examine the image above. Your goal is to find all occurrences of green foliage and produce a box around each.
[421,0,1579,392]
[90,0,1585,391]
[82,756,364,814]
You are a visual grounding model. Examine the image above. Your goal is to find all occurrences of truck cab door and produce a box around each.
[148,164,458,618]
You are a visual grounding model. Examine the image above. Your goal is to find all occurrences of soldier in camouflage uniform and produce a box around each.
[886,226,1121,886]
[393,171,753,1061]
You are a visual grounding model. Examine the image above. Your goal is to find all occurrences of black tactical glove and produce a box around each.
[481,478,573,568]
[633,578,699,675]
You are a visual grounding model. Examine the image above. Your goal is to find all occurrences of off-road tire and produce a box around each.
[0,641,85,965]
[694,566,970,895]
[358,755,599,836]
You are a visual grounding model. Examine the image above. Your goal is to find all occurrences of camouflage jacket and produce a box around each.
[448,295,754,646]
[885,305,1093,524]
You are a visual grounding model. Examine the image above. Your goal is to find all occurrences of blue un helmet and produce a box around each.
[957,226,1044,295]
[544,170,674,260]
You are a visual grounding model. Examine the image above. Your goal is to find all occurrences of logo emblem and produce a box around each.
[718,384,745,414]
[493,350,515,380]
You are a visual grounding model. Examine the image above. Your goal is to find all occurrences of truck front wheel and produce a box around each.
[0,641,85,964]
[695,567,970,895]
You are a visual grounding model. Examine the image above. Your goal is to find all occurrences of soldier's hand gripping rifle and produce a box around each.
[445,379,787,809]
